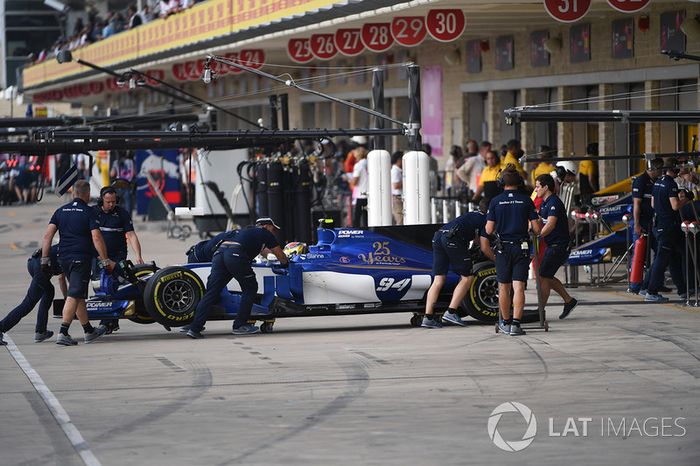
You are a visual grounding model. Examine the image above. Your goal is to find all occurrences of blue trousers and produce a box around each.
[647,226,686,295]
[0,259,52,334]
[190,246,258,332]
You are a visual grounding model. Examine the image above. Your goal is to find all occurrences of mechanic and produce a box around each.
[534,174,578,319]
[0,245,66,346]
[186,230,234,263]
[41,180,113,346]
[93,186,144,334]
[645,160,688,303]
[186,218,289,338]
[629,158,664,294]
[421,200,495,328]
[486,168,542,336]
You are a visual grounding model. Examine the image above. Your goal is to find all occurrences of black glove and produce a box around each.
[40,257,51,276]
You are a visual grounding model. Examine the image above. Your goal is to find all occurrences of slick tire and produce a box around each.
[462,261,499,322]
[143,266,204,327]
[129,263,159,324]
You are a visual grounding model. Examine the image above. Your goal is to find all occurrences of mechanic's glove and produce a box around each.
[100,259,115,274]
[40,257,51,276]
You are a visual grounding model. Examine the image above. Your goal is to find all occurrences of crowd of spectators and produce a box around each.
[32,1,205,64]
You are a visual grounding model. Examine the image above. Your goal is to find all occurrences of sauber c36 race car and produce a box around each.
[67,224,501,332]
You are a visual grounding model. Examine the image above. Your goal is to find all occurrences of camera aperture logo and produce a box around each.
[487,401,537,452]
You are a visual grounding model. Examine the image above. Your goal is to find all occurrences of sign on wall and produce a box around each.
[426,9,465,42]
[607,0,650,14]
[390,17,427,47]
[361,23,394,52]
[612,18,634,59]
[288,38,314,63]
[334,29,364,56]
[543,0,591,23]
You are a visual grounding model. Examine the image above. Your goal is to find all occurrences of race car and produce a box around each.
[61,223,501,332]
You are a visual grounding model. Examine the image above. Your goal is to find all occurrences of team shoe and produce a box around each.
[179,325,206,333]
[101,322,120,335]
[186,329,204,339]
[442,311,467,327]
[509,325,526,336]
[34,330,54,343]
[232,324,261,335]
[84,326,107,344]
[498,320,510,335]
[56,334,78,346]
[644,293,669,303]
[559,298,579,320]
[0,332,6,346]
[420,315,442,329]
[638,289,648,297]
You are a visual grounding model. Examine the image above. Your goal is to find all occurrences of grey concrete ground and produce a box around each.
[1,197,699,466]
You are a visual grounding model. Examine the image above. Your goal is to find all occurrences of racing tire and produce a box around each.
[462,261,499,322]
[128,264,160,324]
[143,266,204,327]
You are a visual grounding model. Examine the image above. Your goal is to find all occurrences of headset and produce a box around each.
[97,186,120,207]
[497,164,524,188]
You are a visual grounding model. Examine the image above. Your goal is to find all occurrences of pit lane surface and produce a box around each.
[1,198,699,466]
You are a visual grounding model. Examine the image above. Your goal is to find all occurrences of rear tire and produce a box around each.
[143,266,204,327]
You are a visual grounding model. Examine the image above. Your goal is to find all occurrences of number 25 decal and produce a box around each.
[376,277,411,292]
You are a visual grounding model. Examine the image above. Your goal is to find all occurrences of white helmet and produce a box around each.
[556,160,577,176]
[351,135,368,145]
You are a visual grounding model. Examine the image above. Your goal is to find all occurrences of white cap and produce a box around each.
[351,135,367,145]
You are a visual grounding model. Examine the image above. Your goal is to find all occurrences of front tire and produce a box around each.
[462,261,499,322]
[129,263,159,324]
[143,266,204,327]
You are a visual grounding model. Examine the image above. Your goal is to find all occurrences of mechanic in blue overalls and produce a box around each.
[645,160,688,303]
[422,200,494,328]
[93,186,144,334]
[534,174,578,319]
[186,218,289,338]
[41,180,113,346]
[0,245,66,345]
[485,168,541,336]
[629,158,664,294]
[186,231,232,263]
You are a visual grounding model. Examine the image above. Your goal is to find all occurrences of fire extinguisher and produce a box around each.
[630,234,648,285]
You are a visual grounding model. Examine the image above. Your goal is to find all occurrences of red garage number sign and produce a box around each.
[426,9,465,42]
[288,39,313,63]
[543,0,592,23]
[335,29,364,57]
[391,17,427,47]
[310,34,338,60]
[606,0,649,13]
[361,23,394,52]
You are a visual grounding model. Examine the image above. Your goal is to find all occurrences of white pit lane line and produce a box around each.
[3,335,102,466]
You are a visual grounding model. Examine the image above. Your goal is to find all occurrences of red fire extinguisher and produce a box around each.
[630,234,648,284]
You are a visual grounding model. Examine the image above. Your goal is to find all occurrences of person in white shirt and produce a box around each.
[350,146,369,228]
[390,151,404,225]
[456,140,491,196]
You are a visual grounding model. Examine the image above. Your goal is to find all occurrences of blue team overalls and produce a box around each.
[189,227,278,332]
[0,246,61,337]
[647,175,686,296]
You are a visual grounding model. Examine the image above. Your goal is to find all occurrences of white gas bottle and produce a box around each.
[367,149,392,227]
[402,151,431,225]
